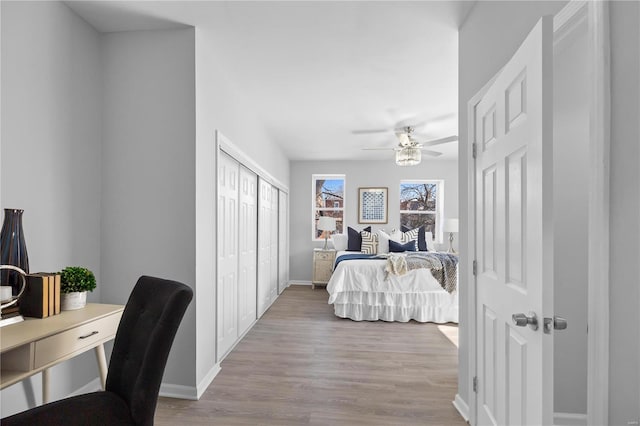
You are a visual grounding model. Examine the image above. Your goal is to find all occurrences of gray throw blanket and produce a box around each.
[405,252,459,293]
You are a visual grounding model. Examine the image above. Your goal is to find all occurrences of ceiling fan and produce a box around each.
[359,126,458,166]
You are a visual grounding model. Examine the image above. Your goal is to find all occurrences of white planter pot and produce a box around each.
[61,291,87,311]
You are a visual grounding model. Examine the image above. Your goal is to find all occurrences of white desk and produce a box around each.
[0,303,124,403]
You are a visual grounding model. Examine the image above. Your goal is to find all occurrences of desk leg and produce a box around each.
[94,344,108,390]
[42,368,51,403]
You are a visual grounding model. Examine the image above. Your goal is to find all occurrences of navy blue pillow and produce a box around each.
[401,225,428,251]
[389,239,417,253]
[347,226,371,251]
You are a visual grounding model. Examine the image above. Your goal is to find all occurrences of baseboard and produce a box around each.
[453,393,470,422]
[448,399,587,425]
[290,281,312,286]
[554,412,588,426]
[69,368,220,402]
[68,377,101,397]
[159,362,222,401]
[196,363,221,399]
[159,382,198,400]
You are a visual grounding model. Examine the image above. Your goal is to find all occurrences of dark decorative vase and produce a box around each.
[0,209,29,295]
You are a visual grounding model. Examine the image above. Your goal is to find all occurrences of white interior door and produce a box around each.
[257,178,272,317]
[217,151,239,360]
[238,165,257,335]
[474,16,554,425]
[269,186,279,303]
[278,190,289,294]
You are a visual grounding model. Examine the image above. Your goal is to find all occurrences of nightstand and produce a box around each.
[312,249,336,289]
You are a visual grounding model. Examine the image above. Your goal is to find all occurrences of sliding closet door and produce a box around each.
[269,186,279,304]
[238,165,257,335]
[217,152,239,359]
[217,140,287,359]
[257,178,272,317]
[278,190,289,294]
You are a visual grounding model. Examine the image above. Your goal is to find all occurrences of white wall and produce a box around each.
[457,0,568,415]
[193,26,290,391]
[289,159,458,282]
[1,0,292,405]
[100,28,197,388]
[553,18,589,414]
[0,1,103,416]
[1,0,3,207]
[609,2,640,424]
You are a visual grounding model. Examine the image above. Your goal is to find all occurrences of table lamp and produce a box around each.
[317,216,336,250]
[444,218,459,254]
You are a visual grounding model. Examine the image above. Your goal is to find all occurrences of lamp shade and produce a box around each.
[317,216,336,232]
[444,218,459,233]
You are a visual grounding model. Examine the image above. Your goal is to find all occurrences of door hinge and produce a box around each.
[472,143,477,159]
[472,260,477,276]
[473,376,478,393]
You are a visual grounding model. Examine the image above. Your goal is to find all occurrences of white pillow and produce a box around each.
[330,234,348,251]
[391,228,419,245]
[377,230,391,254]
[424,231,436,251]
[360,230,378,254]
[394,228,436,251]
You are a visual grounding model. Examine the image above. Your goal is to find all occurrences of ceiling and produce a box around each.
[66,1,474,161]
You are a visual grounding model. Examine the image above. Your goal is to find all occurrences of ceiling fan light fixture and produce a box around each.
[397,132,411,146]
[396,146,421,166]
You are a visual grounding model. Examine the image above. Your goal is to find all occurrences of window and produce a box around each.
[399,180,444,242]
[312,175,345,240]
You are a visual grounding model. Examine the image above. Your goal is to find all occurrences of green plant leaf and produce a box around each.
[59,266,96,293]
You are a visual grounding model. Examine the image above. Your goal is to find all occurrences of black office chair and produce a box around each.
[2,275,193,426]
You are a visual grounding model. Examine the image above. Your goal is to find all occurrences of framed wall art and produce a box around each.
[358,187,388,224]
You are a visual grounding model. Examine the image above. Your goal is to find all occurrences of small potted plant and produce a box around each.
[60,266,96,311]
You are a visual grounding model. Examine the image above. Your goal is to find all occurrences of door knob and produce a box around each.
[543,316,568,334]
[512,312,538,331]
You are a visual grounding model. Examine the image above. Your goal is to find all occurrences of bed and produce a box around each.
[326,249,459,323]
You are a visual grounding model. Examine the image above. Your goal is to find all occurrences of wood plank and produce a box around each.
[155,285,465,425]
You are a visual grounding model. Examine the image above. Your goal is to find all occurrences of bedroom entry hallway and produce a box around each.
[154,285,465,425]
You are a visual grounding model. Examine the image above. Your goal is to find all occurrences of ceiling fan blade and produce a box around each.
[352,129,392,135]
[418,135,458,147]
[394,120,428,132]
[393,113,457,132]
[421,149,444,157]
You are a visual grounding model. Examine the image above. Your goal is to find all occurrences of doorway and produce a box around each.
[464,2,611,425]
[552,7,589,423]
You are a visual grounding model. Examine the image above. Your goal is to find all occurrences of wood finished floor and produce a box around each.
[155,285,465,425]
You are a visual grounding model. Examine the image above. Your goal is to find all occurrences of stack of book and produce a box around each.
[19,272,61,318]
[1,304,21,321]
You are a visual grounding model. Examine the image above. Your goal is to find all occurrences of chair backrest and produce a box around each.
[105,275,193,426]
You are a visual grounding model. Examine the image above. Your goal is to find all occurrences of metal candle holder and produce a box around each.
[0,265,27,327]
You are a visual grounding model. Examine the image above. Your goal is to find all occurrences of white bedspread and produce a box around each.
[326,252,458,323]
